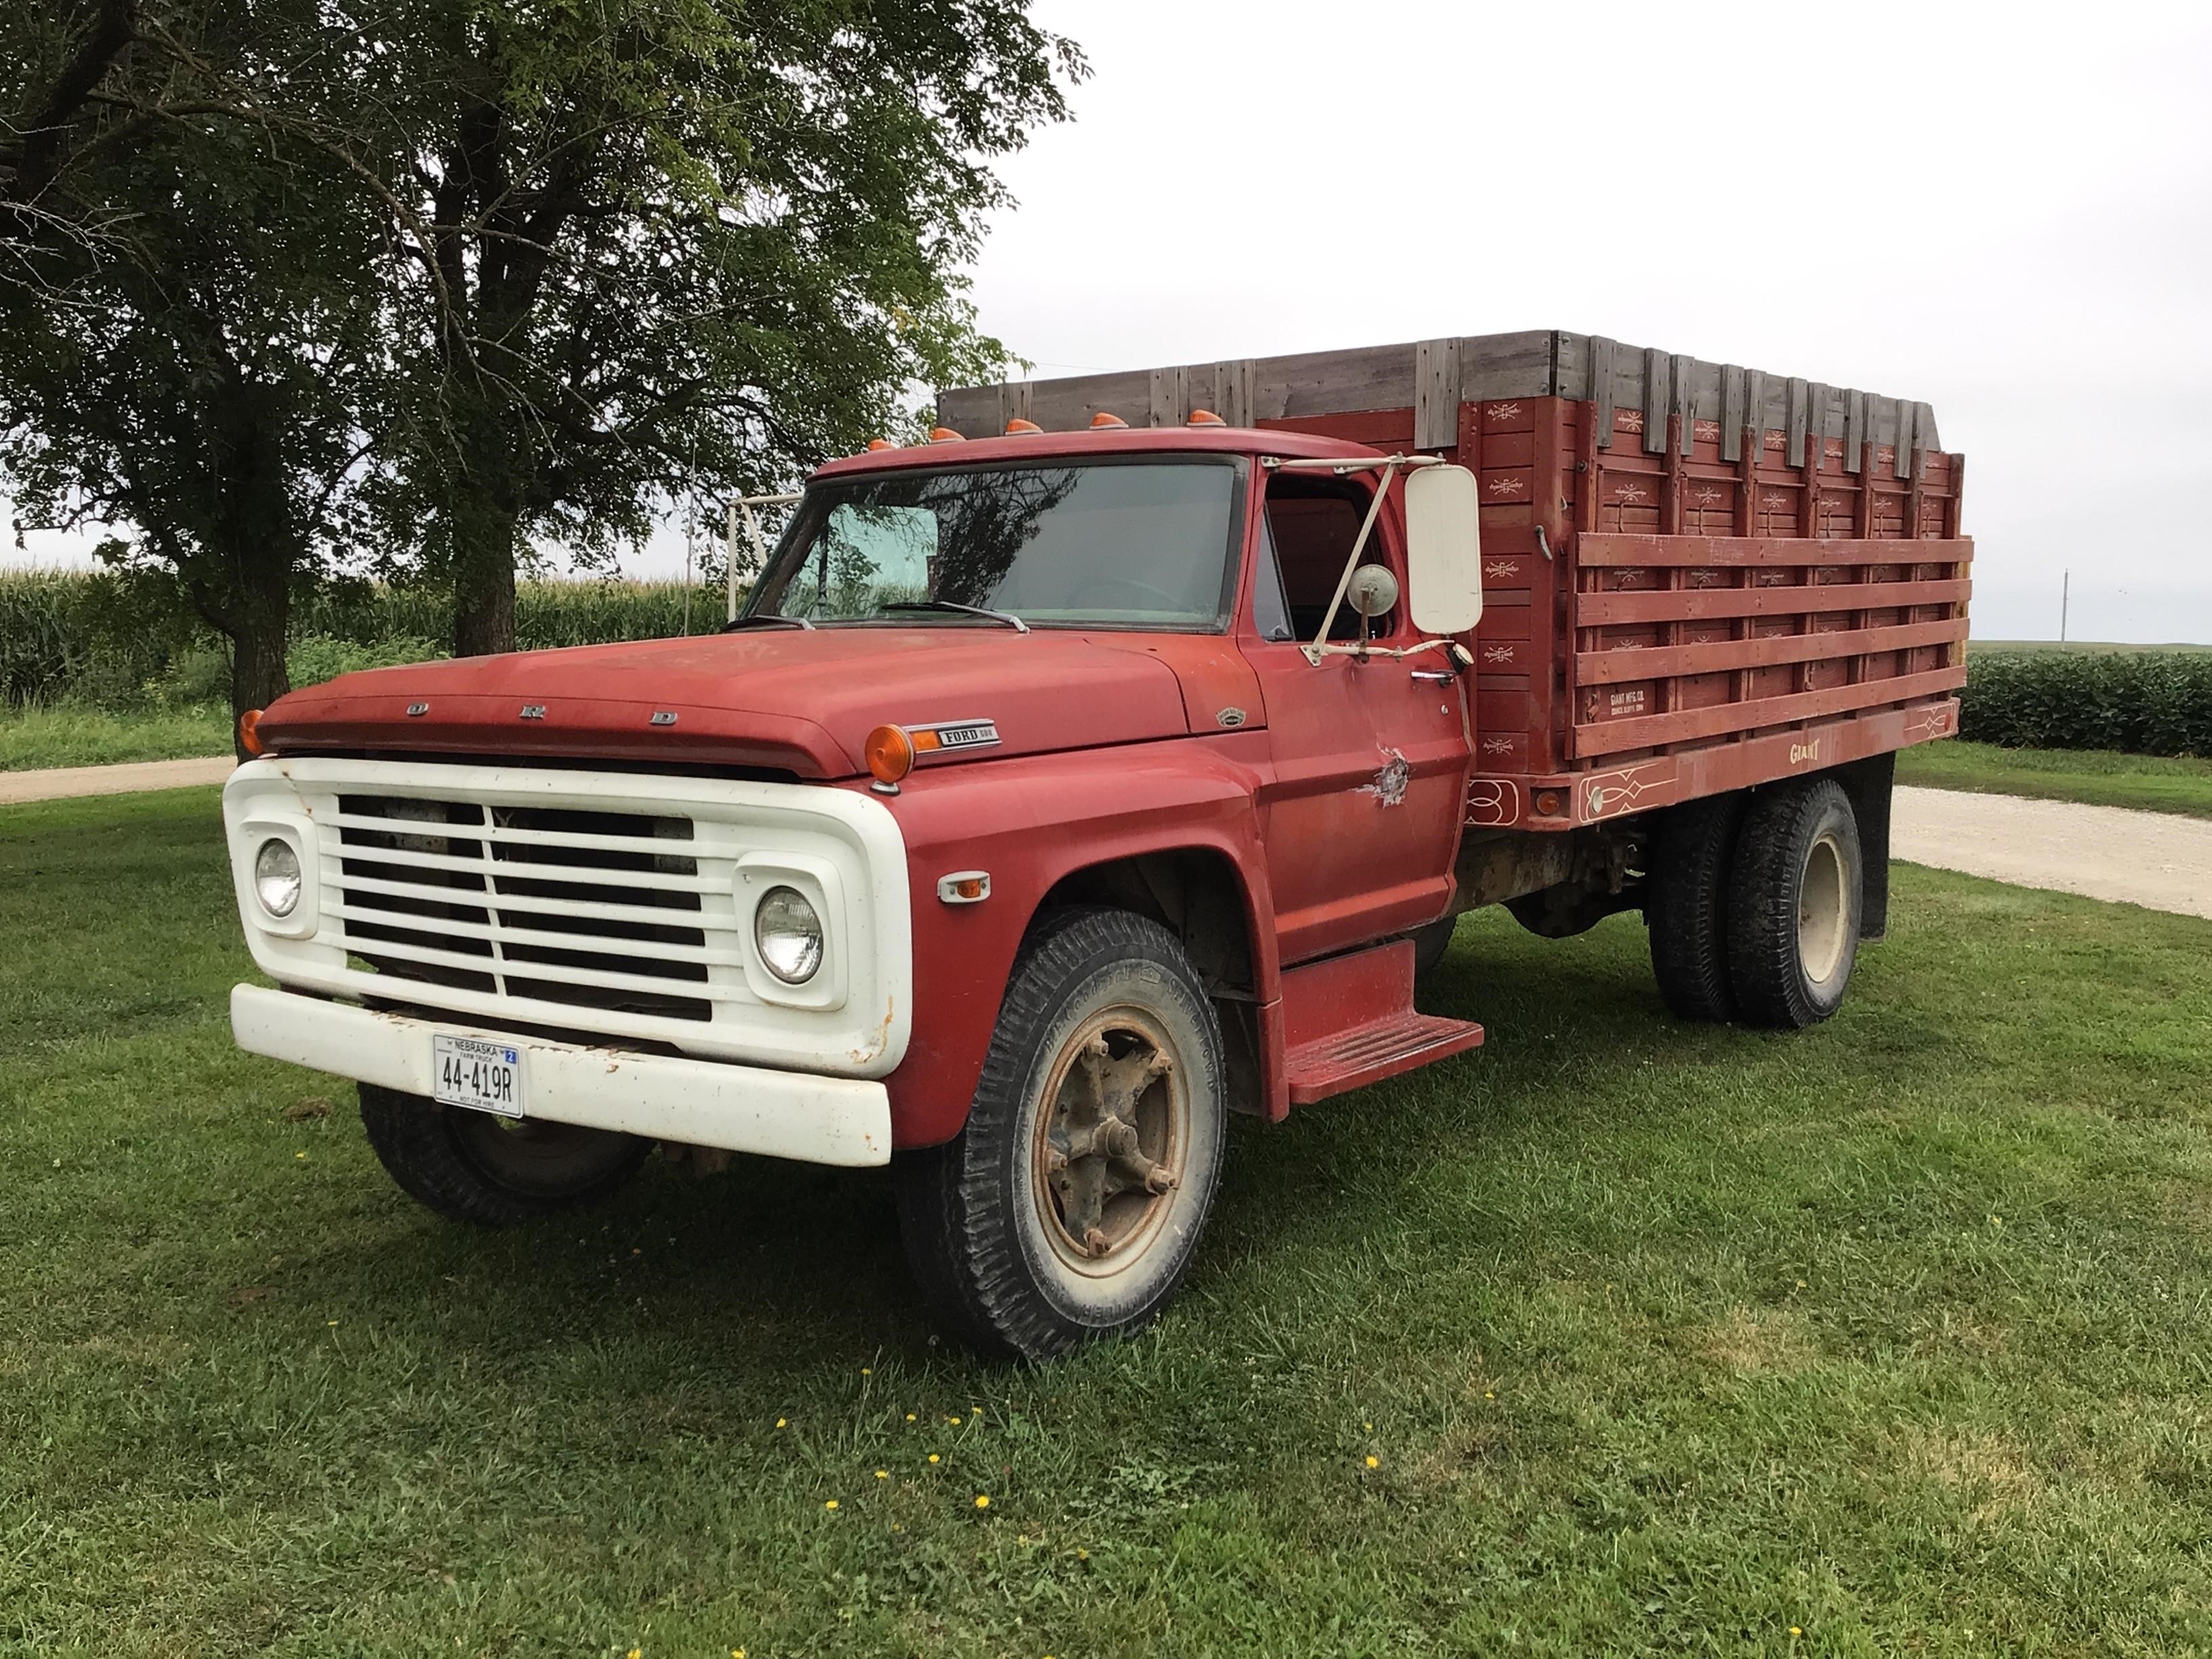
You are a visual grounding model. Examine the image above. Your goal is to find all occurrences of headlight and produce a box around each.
[254,838,302,918]
[754,884,824,983]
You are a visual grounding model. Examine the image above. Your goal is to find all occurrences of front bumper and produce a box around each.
[232,984,891,1167]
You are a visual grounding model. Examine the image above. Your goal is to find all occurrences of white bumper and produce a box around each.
[232,984,891,1167]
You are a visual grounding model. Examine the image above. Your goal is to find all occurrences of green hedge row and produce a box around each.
[1959,651,2212,758]
[1,569,726,710]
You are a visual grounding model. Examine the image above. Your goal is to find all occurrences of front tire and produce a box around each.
[1725,779,1864,1029]
[359,1084,651,1225]
[895,907,1227,1361]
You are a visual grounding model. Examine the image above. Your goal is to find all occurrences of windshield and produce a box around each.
[746,457,1242,630]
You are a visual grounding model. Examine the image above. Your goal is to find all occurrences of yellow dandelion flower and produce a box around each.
[905,1413,916,1421]
[1483,1391,1494,1399]
[1795,1279,1807,1289]
[947,1415,962,1425]
[975,1494,991,1509]
[733,1650,746,1658]
[628,1648,641,1659]
[295,1151,306,1160]
[1076,1547,1089,1561]
[875,1469,888,1479]
[1363,1421,1372,1431]
[1790,1628,1802,1639]
[775,1417,787,1428]
[861,1366,872,1374]
[1365,1456,1379,1469]
[928,1453,940,1464]
[824,1499,838,1511]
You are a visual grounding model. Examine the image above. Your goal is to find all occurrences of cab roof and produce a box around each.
[811,422,1388,483]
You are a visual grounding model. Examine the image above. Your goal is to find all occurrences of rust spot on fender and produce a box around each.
[851,994,897,1064]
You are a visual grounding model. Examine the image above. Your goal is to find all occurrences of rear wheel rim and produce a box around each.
[1798,832,1849,985]
[1029,1006,1187,1280]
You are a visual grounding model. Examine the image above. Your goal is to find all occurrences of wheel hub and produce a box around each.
[1038,1017,1183,1265]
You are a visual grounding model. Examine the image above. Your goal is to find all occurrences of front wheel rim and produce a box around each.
[1798,832,1849,985]
[1029,1006,1188,1279]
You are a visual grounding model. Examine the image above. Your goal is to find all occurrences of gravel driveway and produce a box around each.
[1893,785,2212,920]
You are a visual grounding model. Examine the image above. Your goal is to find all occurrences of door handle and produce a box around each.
[1410,669,1456,684]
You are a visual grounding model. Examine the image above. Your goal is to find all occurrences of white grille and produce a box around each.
[330,794,729,1024]
[224,757,913,1077]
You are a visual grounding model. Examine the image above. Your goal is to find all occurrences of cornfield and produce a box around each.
[1,569,728,709]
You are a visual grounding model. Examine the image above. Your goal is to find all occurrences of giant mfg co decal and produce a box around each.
[1581,759,1680,822]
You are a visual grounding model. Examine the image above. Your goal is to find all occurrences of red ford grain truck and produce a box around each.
[222,329,1969,1358]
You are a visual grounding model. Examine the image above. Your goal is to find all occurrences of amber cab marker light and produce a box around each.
[237,708,266,757]
[1090,411,1128,429]
[865,723,916,789]
[928,426,964,444]
[1187,409,1226,426]
[1004,418,1043,436]
[865,438,893,452]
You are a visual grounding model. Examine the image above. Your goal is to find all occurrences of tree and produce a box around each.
[352,1,1083,655]
[0,1,390,733]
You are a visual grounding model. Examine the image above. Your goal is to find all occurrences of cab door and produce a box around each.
[1239,468,1472,965]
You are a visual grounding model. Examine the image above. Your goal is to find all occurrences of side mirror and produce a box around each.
[1404,464,1483,635]
[1347,563,1399,618]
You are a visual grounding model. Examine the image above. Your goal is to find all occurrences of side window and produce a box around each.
[1261,477,1393,641]
[1249,512,1294,642]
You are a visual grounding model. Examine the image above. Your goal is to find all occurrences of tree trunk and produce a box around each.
[228,606,291,757]
[451,506,519,656]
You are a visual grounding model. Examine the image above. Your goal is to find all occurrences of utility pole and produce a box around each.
[2060,570,2069,645]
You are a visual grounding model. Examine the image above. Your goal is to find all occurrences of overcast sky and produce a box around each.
[13,0,2208,642]
[957,0,2211,643]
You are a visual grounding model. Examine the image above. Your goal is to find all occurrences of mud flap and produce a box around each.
[1832,752,1894,942]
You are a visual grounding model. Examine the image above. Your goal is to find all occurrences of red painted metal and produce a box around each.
[1279,939,1483,1106]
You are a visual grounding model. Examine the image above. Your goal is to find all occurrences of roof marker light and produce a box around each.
[1004,418,1043,435]
[865,438,893,451]
[1090,411,1128,429]
[1187,409,1227,426]
[928,426,964,443]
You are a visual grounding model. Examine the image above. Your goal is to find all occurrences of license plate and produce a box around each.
[432,1034,524,1118]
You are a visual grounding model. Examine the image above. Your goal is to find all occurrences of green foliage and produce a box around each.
[7,794,2212,1651]
[1961,651,2212,756]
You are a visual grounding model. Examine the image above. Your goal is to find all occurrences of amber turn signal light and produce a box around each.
[865,723,916,785]
[238,708,266,756]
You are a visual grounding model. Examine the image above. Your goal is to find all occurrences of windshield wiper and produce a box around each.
[719,613,815,633]
[882,599,1029,634]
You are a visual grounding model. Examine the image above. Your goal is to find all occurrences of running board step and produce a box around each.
[1278,937,1484,1108]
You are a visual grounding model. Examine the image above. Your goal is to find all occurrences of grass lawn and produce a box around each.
[0,703,230,771]
[5,790,2212,1656]
[1898,739,2212,821]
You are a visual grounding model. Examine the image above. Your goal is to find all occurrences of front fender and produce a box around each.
[861,732,1275,1147]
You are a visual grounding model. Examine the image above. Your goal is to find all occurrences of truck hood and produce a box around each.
[255,628,1198,777]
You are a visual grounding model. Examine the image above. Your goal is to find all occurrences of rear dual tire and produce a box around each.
[1646,777,1863,1029]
